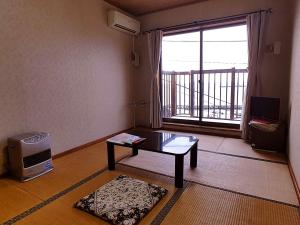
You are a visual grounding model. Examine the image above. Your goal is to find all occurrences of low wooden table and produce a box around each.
[106,130,198,188]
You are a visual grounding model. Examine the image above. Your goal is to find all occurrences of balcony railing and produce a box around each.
[161,68,248,122]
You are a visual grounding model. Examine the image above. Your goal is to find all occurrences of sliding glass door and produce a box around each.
[161,23,248,127]
[161,31,200,120]
[201,25,248,124]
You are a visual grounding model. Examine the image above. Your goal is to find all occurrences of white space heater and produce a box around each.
[7,132,53,181]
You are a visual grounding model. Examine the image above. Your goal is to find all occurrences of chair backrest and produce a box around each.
[250,97,280,122]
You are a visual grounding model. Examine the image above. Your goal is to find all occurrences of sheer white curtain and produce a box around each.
[147,30,163,128]
[241,12,268,139]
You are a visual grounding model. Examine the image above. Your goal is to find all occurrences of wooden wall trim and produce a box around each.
[53,127,133,159]
[288,161,300,204]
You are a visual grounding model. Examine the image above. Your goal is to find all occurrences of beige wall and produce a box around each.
[0,0,135,174]
[289,0,300,185]
[134,0,294,127]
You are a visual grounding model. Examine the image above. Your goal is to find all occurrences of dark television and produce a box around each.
[250,97,280,122]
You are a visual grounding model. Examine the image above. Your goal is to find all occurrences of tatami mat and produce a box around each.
[161,183,300,225]
[2,142,131,200]
[217,138,287,163]
[120,150,298,205]
[157,130,287,163]
[0,180,41,223]
[13,165,176,225]
[0,131,297,224]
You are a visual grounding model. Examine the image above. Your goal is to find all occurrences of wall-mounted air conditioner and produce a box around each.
[108,10,140,36]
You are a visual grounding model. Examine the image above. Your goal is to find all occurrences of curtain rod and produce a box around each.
[143,8,272,33]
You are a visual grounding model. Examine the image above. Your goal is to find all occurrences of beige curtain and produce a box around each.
[147,30,163,128]
[241,12,268,139]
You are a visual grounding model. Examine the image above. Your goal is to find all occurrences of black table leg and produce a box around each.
[190,142,198,168]
[107,142,115,170]
[132,146,138,156]
[175,155,184,188]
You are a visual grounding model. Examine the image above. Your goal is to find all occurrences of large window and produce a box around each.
[161,23,248,126]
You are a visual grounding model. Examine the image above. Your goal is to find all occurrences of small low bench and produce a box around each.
[106,130,198,188]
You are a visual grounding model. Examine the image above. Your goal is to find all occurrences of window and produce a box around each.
[161,23,248,126]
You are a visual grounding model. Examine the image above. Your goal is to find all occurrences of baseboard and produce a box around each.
[53,127,133,159]
[162,122,242,138]
[288,161,300,204]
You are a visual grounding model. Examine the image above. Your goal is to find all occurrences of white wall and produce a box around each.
[289,0,300,185]
[0,0,135,174]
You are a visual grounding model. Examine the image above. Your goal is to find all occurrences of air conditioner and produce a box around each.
[108,10,140,36]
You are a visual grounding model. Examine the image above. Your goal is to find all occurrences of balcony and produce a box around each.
[161,68,248,125]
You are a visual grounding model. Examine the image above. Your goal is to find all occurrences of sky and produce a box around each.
[162,24,248,71]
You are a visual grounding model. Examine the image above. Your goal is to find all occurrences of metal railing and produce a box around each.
[161,68,248,122]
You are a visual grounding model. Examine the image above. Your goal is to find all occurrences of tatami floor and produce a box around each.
[0,130,299,225]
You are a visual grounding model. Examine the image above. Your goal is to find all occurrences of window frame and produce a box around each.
[160,18,247,129]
